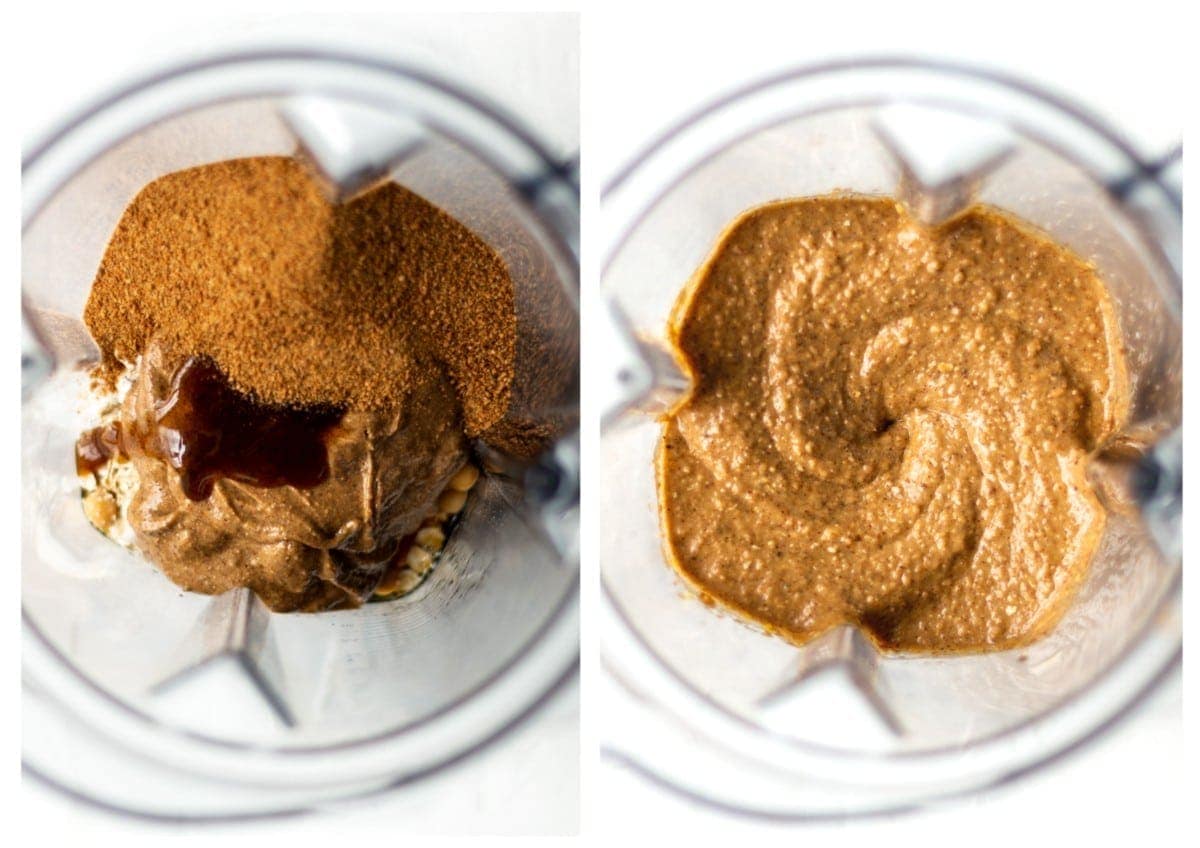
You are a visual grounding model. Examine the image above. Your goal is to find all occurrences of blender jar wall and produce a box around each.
[23,53,578,814]
[601,63,1179,807]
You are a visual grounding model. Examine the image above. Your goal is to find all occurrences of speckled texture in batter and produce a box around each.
[658,196,1128,653]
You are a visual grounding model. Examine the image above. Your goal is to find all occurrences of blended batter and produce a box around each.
[658,196,1128,652]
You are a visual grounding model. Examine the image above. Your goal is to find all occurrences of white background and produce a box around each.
[9,0,1194,844]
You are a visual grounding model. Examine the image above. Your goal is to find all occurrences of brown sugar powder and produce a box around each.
[84,156,515,436]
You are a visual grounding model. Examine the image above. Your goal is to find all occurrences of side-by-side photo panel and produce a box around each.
[22,11,578,836]
[598,13,1181,833]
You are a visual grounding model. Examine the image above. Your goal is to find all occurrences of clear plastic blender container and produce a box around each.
[600,60,1180,817]
[22,51,579,818]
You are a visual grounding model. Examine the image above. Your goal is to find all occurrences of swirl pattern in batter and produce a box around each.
[658,196,1128,652]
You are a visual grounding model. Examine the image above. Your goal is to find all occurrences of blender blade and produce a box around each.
[873,103,1015,224]
[600,297,689,429]
[757,624,903,746]
[22,308,54,400]
[1088,428,1181,562]
[151,587,296,730]
[281,94,427,202]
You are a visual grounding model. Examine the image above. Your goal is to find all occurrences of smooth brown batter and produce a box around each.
[658,196,1128,653]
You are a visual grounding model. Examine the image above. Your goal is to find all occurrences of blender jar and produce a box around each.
[23,51,579,818]
[600,60,1179,817]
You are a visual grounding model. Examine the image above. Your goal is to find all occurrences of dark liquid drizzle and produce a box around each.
[153,357,345,501]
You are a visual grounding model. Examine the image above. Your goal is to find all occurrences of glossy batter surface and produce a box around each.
[658,196,1128,652]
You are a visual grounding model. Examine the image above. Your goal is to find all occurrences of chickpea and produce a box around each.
[415,526,445,552]
[449,463,480,492]
[437,488,468,515]
[377,569,422,597]
[406,545,434,575]
[82,488,118,533]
